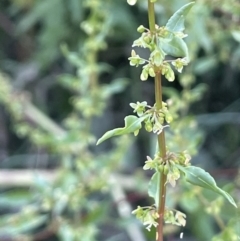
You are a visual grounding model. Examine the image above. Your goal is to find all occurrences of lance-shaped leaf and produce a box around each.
[176,165,237,208]
[148,172,160,208]
[166,2,195,32]
[96,115,148,145]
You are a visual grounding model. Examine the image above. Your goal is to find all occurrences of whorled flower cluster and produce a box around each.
[130,101,173,135]
[128,24,189,82]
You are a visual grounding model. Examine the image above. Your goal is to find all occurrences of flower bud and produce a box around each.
[140,68,149,81]
[158,164,164,173]
[143,35,151,44]
[145,121,153,132]
[137,25,145,33]
[149,67,156,77]
[163,165,169,175]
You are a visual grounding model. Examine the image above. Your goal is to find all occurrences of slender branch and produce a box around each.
[0,170,146,190]
[109,175,147,241]
[148,1,167,240]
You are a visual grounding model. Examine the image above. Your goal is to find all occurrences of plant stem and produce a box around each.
[148,1,155,33]
[155,73,167,241]
[148,1,167,240]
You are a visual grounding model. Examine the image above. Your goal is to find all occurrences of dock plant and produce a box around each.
[97,1,237,240]
[0,1,131,240]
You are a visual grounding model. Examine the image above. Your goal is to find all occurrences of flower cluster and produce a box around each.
[132,206,159,231]
[143,151,191,187]
[128,24,189,82]
[164,209,186,227]
[130,101,173,135]
[132,205,187,231]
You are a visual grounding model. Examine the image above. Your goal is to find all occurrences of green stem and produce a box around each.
[155,73,167,241]
[148,0,156,32]
[148,1,167,241]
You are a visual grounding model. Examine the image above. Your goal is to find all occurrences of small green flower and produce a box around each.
[165,112,173,123]
[148,67,156,77]
[164,209,186,227]
[132,206,159,231]
[144,119,153,132]
[150,48,165,67]
[132,205,144,219]
[178,150,191,166]
[165,67,175,82]
[161,63,175,82]
[143,156,155,170]
[129,101,147,116]
[175,211,186,227]
[164,210,176,225]
[140,68,149,81]
[133,34,152,49]
[172,58,188,73]
[152,122,163,134]
[144,215,158,231]
[128,50,145,67]
[143,34,152,44]
[167,167,180,187]
[137,25,145,33]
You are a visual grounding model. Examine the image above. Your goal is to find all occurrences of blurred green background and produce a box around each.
[0,0,239,241]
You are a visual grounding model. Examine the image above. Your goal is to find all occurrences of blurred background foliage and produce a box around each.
[0,0,239,240]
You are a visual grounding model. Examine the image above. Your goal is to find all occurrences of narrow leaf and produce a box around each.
[148,172,160,208]
[0,215,48,235]
[166,2,195,32]
[177,165,237,208]
[96,115,148,145]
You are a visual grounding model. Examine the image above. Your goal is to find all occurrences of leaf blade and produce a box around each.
[96,115,148,145]
[166,2,195,32]
[148,172,160,208]
[159,35,188,58]
[176,165,237,208]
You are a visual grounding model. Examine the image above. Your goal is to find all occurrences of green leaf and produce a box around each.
[102,78,128,96]
[159,35,188,58]
[0,214,48,235]
[176,165,237,208]
[148,172,160,208]
[96,115,148,145]
[166,2,195,32]
[0,189,32,208]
